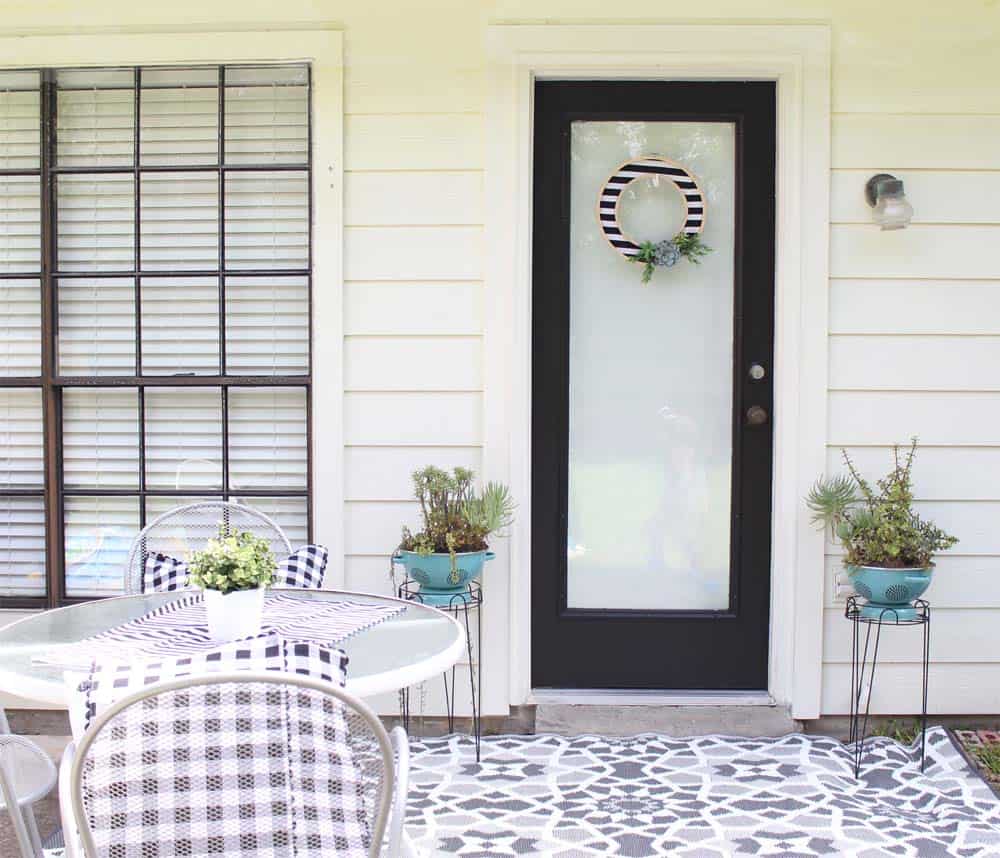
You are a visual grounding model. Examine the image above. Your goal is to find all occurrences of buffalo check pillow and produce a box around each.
[145,544,328,593]
[142,552,189,593]
[278,544,329,589]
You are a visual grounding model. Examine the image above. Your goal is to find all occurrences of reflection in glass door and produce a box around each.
[567,121,736,611]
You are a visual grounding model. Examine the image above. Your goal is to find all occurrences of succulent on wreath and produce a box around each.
[631,232,712,285]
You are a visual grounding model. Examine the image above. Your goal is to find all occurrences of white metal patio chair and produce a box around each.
[122,501,292,594]
[59,671,410,857]
[0,733,58,858]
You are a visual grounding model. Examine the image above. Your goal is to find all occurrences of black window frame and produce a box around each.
[0,64,313,609]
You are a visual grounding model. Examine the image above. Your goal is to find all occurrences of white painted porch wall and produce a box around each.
[1,0,999,716]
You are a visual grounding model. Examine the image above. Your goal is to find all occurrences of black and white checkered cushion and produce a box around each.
[74,638,370,857]
[142,551,190,593]
[278,544,328,589]
[70,632,347,739]
[143,545,328,593]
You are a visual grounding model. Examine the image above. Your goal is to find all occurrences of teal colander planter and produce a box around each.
[394,549,495,607]
[847,564,934,621]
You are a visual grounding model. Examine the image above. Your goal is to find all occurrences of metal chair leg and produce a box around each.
[24,804,43,857]
[0,757,37,858]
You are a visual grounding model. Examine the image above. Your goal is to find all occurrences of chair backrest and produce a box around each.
[70,672,395,858]
[123,501,292,594]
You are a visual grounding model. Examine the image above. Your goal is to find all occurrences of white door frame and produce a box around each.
[483,23,831,719]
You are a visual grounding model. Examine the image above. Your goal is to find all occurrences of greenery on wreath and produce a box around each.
[631,232,712,284]
[188,524,277,595]
[399,467,515,582]
[806,439,957,569]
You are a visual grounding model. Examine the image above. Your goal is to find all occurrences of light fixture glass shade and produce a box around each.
[873,190,913,230]
[868,176,913,231]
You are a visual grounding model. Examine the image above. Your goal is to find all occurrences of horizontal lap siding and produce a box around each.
[337,39,487,718]
[822,664,1000,715]
[345,447,482,501]
[345,337,482,391]
[824,112,1000,713]
[342,97,485,600]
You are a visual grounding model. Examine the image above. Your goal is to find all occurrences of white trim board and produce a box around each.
[484,23,831,719]
[0,29,346,593]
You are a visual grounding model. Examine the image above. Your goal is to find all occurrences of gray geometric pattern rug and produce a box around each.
[407,727,1000,857]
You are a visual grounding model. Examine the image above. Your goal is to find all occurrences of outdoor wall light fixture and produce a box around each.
[865,173,913,231]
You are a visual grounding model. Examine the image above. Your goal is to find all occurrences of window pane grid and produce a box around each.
[0,63,311,608]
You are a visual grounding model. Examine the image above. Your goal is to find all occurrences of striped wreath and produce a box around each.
[598,156,712,284]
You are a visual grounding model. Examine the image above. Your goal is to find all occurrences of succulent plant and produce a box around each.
[400,467,514,556]
[399,467,516,583]
[652,239,681,267]
[806,439,958,569]
[630,232,712,284]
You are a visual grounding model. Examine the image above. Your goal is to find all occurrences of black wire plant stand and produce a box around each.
[396,577,483,762]
[845,595,930,778]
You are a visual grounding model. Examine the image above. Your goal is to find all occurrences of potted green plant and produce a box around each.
[806,439,957,620]
[188,525,277,640]
[394,467,515,606]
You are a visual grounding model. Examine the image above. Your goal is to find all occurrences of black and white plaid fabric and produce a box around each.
[70,632,348,738]
[75,644,372,857]
[142,552,190,593]
[286,686,370,854]
[277,544,328,589]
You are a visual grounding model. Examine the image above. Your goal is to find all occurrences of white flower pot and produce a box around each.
[203,586,266,641]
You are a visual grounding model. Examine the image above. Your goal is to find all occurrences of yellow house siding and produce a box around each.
[1,0,999,715]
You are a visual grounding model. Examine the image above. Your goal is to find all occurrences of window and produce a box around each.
[0,65,311,607]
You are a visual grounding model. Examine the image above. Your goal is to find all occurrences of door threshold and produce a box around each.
[530,688,775,707]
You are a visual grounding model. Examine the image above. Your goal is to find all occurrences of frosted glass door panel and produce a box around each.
[567,121,735,611]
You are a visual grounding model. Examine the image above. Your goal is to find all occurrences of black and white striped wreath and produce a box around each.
[598,156,712,284]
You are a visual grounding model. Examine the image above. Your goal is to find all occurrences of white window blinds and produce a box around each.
[0,70,44,598]
[0,386,45,594]
[0,65,311,603]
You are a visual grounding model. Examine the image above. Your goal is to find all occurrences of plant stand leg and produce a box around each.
[444,664,456,734]
[399,687,410,734]
[461,595,481,763]
[441,590,481,762]
[850,619,884,779]
[920,608,930,772]
[849,614,860,748]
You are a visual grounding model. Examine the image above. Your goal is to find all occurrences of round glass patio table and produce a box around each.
[0,589,465,705]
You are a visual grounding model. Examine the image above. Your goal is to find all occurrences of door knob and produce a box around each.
[745,405,769,426]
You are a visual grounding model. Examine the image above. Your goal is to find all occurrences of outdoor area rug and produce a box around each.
[407,727,1000,857]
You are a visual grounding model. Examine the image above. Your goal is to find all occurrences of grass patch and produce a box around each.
[871,719,920,744]
[970,742,1000,779]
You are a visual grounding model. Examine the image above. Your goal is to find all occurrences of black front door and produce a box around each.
[531,81,776,690]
